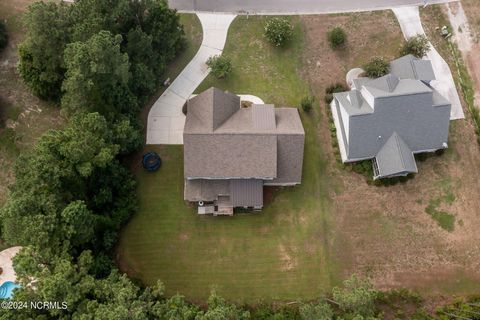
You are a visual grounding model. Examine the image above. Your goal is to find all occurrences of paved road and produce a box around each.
[393,6,464,120]
[169,0,455,14]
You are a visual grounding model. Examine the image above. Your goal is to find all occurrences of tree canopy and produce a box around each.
[0,112,139,258]
[17,0,184,111]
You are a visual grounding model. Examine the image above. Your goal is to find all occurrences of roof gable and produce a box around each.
[187,87,240,132]
[375,132,418,177]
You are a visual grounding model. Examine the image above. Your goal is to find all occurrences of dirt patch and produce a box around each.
[0,0,65,205]
[278,244,297,271]
[301,11,480,294]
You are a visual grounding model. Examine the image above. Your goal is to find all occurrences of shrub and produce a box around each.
[364,56,390,78]
[401,35,430,58]
[0,20,7,51]
[332,275,378,317]
[206,55,232,79]
[324,83,348,103]
[328,26,347,49]
[264,18,294,46]
[301,96,314,113]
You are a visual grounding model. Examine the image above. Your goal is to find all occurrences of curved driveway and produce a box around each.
[169,0,454,15]
[393,6,464,120]
[147,13,236,144]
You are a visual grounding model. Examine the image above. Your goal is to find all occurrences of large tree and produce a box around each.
[62,31,137,118]
[17,1,72,99]
[0,113,139,256]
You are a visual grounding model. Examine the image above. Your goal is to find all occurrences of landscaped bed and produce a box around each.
[118,9,480,303]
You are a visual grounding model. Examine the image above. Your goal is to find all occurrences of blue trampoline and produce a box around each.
[142,152,162,172]
[0,281,20,299]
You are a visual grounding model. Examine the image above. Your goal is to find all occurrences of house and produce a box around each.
[331,55,451,180]
[183,87,305,215]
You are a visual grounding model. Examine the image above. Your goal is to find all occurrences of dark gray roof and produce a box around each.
[230,179,263,207]
[374,132,418,178]
[332,57,451,179]
[390,54,436,82]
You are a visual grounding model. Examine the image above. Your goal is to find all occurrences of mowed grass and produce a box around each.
[118,16,339,303]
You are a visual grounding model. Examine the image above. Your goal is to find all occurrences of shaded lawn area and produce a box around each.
[118,16,340,303]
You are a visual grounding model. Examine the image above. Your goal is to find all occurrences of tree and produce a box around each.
[401,35,430,58]
[206,55,232,79]
[196,291,250,320]
[0,113,138,256]
[62,31,137,119]
[363,56,390,78]
[332,275,379,318]
[328,26,347,49]
[264,18,294,46]
[300,302,334,320]
[17,1,72,99]
[0,20,7,51]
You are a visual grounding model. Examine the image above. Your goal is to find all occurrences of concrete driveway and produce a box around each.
[147,13,236,145]
[393,6,464,120]
[169,0,454,14]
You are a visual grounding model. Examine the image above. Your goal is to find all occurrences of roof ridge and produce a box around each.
[392,132,406,170]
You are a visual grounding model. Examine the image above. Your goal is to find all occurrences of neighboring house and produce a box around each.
[183,87,305,215]
[331,55,451,180]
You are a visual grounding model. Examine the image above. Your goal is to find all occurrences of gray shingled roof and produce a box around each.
[374,132,418,178]
[183,88,305,203]
[184,134,278,179]
[332,56,451,179]
[390,54,436,82]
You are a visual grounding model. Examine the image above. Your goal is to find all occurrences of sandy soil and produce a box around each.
[301,11,480,294]
[447,2,480,110]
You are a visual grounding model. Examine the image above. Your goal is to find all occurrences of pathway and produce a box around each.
[393,6,464,120]
[147,13,236,145]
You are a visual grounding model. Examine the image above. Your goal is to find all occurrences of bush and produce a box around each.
[301,96,314,113]
[264,18,294,46]
[0,20,7,51]
[206,55,232,79]
[324,83,348,103]
[401,35,430,58]
[332,275,378,318]
[364,56,390,78]
[328,26,347,49]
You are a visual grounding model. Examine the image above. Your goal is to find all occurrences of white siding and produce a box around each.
[339,101,350,144]
[361,87,375,110]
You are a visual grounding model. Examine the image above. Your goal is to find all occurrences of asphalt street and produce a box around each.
[168,0,455,14]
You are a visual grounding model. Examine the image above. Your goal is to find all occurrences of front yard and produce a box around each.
[118,8,480,303]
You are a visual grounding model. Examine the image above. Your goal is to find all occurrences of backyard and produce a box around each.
[118,16,339,302]
[119,9,480,303]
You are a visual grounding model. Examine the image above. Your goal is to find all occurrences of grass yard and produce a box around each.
[118,16,340,303]
[119,9,480,304]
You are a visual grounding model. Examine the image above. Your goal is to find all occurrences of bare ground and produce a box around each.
[301,10,480,294]
[0,0,64,204]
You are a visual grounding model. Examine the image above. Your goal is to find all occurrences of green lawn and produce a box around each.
[118,16,341,303]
